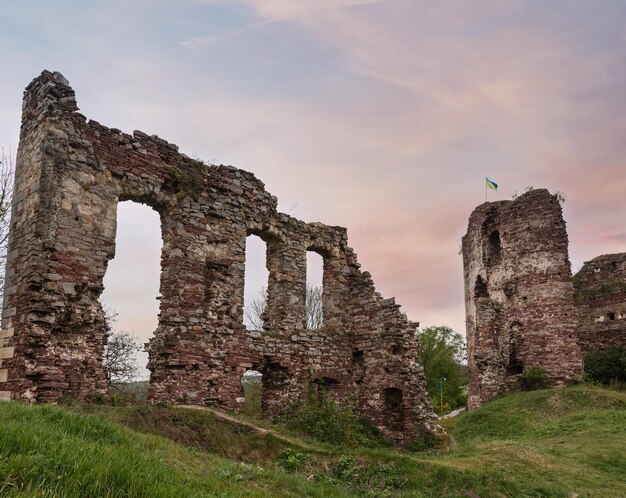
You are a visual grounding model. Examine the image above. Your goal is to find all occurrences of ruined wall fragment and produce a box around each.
[0,70,436,444]
[462,189,583,409]
[574,253,626,353]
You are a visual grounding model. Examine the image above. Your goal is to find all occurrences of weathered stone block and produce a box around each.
[0,348,14,360]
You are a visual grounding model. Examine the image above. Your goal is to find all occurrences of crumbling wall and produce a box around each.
[0,70,435,444]
[462,189,583,409]
[574,253,626,354]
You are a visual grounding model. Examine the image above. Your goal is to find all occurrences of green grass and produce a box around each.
[1,384,625,497]
[0,402,347,497]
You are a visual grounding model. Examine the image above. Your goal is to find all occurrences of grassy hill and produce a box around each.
[0,384,624,497]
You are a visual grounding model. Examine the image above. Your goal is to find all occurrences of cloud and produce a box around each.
[3,0,626,350]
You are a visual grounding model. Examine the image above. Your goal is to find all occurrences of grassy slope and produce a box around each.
[373,384,626,497]
[0,402,346,497]
[0,385,624,497]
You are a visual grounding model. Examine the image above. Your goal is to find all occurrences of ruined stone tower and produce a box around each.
[574,253,626,354]
[462,189,583,409]
[0,70,436,443]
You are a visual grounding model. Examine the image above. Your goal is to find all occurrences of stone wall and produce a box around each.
[0,70,435,444]
[574,253,626,354]
[462,189,583,409]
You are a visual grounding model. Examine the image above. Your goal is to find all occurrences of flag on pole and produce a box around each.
[485,177,498,191]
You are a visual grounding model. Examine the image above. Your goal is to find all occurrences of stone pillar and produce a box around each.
[1,71,113,402]
[265,234,306,333]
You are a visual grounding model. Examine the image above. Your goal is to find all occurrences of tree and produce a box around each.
[305,285,323,330]
[103,331,143,387]
[0,150,14,307]
[416,326,468,412]
[244,285,324,331]
[584,346,626,385]
[245,288,267,331]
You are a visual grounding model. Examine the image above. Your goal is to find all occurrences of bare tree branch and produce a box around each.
[244,285,323,331]
[103,331,142,386]
[0,150,14,308]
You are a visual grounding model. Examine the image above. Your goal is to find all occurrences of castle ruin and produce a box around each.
[0,71,436,443]
[462,190,584,409]
[574,253,626,354]
[463,189,626,409]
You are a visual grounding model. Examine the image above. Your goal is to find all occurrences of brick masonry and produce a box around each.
[0,71,437,444]
[462,190,584,409]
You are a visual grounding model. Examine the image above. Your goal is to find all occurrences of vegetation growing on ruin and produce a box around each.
[277,378,391,448]
[1,384,624,497]
[572,272,626,303]
[520,365,553,390]
[165,163,204,202]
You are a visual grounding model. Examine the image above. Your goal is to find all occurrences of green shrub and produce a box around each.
[278,380,389,447]
[521,366,552,390]
[276,449,308,471]
[585,346,626,385]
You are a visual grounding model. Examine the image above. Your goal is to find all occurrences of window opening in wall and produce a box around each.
[240,370,263,417]
[243,235,269,331]
[306,251,324,329]
[383,387,405,431]
[352,349,365,384]
[487,230,502,264]
[608,312,616,321]
[507,322,524,375]
[474,275,488,298]
[100,201,162,385]
[507,347,524,375]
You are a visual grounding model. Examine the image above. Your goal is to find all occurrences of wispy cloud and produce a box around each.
[2,0,626,347]
[180,20,271,47]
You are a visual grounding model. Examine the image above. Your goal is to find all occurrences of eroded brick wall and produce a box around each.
[0,71,435,443]
[462,189,583,409]
[574,253,626,354]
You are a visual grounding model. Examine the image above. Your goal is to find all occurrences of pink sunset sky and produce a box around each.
[1,1,625,373]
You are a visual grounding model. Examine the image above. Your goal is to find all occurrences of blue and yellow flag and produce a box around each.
[485,177,498,191]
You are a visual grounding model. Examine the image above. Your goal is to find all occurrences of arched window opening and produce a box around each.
[487,230,502,264]
[383,387,405,432]
[100,201,162,388]
[240,370,263,417]
[474,275,488,298]
[243,235,269,331]
[306,251,324,330]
